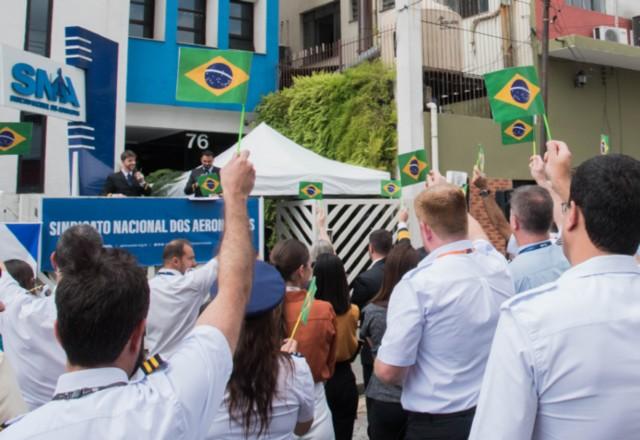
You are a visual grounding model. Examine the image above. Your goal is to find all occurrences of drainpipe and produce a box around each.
[426,102,439,171]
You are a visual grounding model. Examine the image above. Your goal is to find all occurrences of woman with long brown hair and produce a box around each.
[360,241,421,440]
[313,253,360,440]
[207,261,315,439]
[271,239,337,440]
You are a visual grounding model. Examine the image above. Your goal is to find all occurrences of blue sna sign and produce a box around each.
[0,44,86,122]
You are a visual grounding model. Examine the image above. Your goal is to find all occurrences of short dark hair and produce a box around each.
[120,150,137,162]
[269,239,309,281]
[201,150,214,158]
[369,229,392,256]
[510,185,553,234]
[314,253,350,315]
[162,239,191,261]
[56,248,150,367]
[4,259,35,290]
[54,224,103,275]
[570,154,640,255]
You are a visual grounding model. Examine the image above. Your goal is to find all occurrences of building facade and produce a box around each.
[0,0,279,198]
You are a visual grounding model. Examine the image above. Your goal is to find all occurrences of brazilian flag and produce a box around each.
[600,134,610,155]
[398,149,429,187]
[501,117,535,145]
[197,173,222,196]
[299,182,323,200]
[484,66,545,122]
[0,123,32,155]
[381,180,401,198]
[176,48,253,104]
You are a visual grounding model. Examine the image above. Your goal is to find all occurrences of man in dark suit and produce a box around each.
[184,150,221,197]
[351,229,392,388]
[102,150,151,197]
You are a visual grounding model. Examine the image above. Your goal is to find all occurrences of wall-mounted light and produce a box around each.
[574,70,588,88]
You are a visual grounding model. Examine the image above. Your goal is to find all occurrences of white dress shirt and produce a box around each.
[145,258,218,356]
[470,255,640,440]
[377,239,515,413]
[1,325,232,439]
[0,272,66,410]
[206,355,315,439]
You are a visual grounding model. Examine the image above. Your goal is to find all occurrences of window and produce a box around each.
[302,2,341,49]
[350,0,358,21]
[565,0,604,13]
[24,0,52,56]
[381,0,395,12]
[177,0,206,45]
[438,0,489,19]
[17,113,47,194]
[229,0,254,51]
[129,0,155,38]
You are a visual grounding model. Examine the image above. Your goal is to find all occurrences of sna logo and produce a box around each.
[11,63,80,107]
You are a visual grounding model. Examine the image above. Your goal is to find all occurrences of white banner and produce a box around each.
[0,44,86,122]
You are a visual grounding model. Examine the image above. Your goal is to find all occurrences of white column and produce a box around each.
[71,150,79,196]
[395,0,425,248]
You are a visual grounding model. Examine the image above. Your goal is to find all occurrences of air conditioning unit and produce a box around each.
[593,26,629,45]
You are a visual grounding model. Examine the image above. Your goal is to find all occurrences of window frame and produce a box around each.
[381,0,395,12]
[177,0,207,45]
[228,0,254,51]
[16,112,47,194]
[24,0,53,57]
[129,0,156,39]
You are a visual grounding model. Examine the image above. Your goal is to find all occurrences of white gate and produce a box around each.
[276,198,401,284]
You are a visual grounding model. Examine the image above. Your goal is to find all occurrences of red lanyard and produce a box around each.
[436,248,474,259]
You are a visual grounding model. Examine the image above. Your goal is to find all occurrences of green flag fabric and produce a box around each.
[501,116,535,145]
[381,180,402,198]
[600,134,610,155]
[0,123,32,155]
[398,149,429,187]
[299,182,323,200]
[197,173,221,196]
[176,48,253,104]
[300,277,317,325]
[484,66,545,122]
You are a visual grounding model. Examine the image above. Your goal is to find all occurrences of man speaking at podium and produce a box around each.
[102,150,151,197]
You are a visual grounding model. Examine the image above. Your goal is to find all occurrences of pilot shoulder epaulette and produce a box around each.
[141,354,167,375]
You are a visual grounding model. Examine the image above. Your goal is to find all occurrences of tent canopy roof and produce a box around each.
[212,122,391,196]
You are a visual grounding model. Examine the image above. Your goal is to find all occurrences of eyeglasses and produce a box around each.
[561,201,571,214]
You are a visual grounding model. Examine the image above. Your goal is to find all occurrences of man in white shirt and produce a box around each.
[470,141,640,440]
[1,151,256,439]
[145,239,218,356]
[375,176,515,440]
[0,224,103,409]
[506,185,569,293]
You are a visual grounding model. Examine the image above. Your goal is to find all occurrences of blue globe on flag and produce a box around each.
[409,158,420,177]
[305,186,316,196]
[510,79,531,105]
[0,130,15,147]
[387,183,396,192]
[512,122,526,138]
[205,63,233,89]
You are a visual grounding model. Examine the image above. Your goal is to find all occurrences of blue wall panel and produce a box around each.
[127,0,278,113]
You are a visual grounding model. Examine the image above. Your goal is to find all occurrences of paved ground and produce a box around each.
[352,356,369,439]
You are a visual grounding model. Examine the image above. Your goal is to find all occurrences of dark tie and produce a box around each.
[127,173,134,186]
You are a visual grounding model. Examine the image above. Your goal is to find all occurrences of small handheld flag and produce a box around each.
[381,180,401,198]
[289,277,317,340]
[501,117,535,145]
[299,182,323,200]
[0,123,32,155]
[177,48,253,104]
[197,173,221,196]
[484,66,545,122]
[398,149,429,187]
[475,145,485,174]
[600,134,610,155]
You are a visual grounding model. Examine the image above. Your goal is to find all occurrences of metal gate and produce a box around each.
[276,198,401,284]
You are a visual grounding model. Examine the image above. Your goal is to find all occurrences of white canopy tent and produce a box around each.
[165,123,390,197]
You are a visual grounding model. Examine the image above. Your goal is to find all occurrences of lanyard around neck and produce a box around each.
[518,240,552,255]
[436,248,473,259]
[52,381,127,401]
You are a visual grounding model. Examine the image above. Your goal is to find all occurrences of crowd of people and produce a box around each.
[0,140,639,440]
